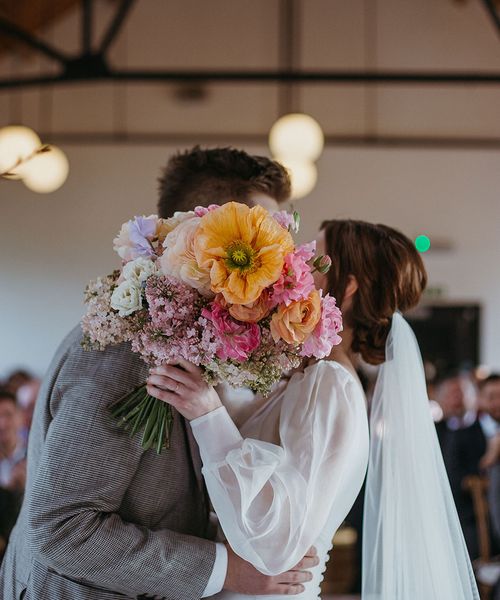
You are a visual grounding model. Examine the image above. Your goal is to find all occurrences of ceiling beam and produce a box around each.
[481,0,500,35]
[32,131,500,150]
[98,0,136,55]
[0,16,70,64]
[1,68,500,89]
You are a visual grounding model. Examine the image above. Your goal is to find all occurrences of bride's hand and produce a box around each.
[146,359,222,421]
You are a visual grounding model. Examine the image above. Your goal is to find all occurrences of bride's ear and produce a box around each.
[344,275,359,300]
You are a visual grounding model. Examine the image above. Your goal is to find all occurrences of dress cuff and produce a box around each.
[201,542,228,597]
[190,406,243,463]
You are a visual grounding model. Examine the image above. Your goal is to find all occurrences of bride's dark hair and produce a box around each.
[321,219,427,365]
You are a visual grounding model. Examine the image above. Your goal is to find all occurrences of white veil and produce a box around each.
[362,313,480,599]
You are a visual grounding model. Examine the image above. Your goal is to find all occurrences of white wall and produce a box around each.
[1,142,499,377]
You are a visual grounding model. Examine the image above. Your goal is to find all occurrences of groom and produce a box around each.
[0,147,316,599]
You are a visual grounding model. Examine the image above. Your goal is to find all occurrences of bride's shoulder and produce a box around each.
[288,360,358,399]
[302,359,356,383]
[280,360,364,427]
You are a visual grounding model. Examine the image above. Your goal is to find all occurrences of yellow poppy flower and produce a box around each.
[194,202,294,305]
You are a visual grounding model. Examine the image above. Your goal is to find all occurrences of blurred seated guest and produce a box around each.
[15,378,40,445]
[4,370,32,397]
[479,373,500,435]
[479,375,500,549]
[0,488,20,561]
[0,389,26,496]
[435,369,487,559]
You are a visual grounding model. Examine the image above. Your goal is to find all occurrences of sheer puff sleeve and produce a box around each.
[190,361,367,575]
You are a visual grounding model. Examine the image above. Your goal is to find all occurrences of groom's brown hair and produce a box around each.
[157,146,291,218]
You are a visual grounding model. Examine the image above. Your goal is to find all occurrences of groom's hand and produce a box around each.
[223,544,319,595]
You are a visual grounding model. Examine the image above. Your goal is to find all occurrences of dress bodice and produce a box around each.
[192,361,370,600]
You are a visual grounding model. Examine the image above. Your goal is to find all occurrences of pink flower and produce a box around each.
[301,293,343,359]
[194,204,220,217]
[130,275,211,366]
[202,301,261,362]
[272,241,316,306]
[273,211,294,230]
[273,210,300,233]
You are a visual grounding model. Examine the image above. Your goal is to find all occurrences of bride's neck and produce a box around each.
[327,326,357,367]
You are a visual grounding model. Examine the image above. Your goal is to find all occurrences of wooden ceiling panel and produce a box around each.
[0,0,81,53]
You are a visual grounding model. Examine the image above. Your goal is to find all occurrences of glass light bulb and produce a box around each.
[277,158,318,200]
[0,125,42,179]
[269,113,324,162]
[19,145,69,193]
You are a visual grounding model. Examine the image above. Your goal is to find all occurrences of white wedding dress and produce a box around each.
[190,360,369,600]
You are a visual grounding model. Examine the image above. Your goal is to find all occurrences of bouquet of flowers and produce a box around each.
[81,202,342,453]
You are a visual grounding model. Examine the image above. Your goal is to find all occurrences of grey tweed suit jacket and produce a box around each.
[0,326,216,600]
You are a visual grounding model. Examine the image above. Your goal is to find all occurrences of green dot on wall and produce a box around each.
[415,235,431,253]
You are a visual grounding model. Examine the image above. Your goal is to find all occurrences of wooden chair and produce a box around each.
[0,535,6,563]
[463,475,500,599]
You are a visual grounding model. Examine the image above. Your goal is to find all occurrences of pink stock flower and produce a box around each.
[273,211,295,230]
[131,275,211,366]
[194,204,220,217]
[272,241,316,306]
[273,210,299,233]
[202,301,261,362]
[301,293,343,359]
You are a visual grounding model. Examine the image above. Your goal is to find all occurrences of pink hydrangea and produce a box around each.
[202,301,261,362]
[301,293,343,359]
[272,241,316,306]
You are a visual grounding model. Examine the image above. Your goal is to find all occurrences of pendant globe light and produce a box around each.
[16,145,69,193]
[277,157,318,200]
[268,0,323,200]
[0,125,69,194]
[0,125,42,178]
[269,113,324,163]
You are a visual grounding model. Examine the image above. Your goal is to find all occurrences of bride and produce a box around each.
[147,219,479,600]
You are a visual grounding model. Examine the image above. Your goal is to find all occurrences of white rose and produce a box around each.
[122,257,157,284]
[110,280,143,316]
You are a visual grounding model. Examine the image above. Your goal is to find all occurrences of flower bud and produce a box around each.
[313,254,332,274]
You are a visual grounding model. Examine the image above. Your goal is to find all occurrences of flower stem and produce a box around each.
[110,384,173,454]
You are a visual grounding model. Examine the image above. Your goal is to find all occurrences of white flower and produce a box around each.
[110,280,143,316]
[122,257,157,284]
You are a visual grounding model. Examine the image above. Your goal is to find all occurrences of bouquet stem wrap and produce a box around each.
[110,385,173,453]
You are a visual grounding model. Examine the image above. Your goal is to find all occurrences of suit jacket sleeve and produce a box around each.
[27,339,216,600]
